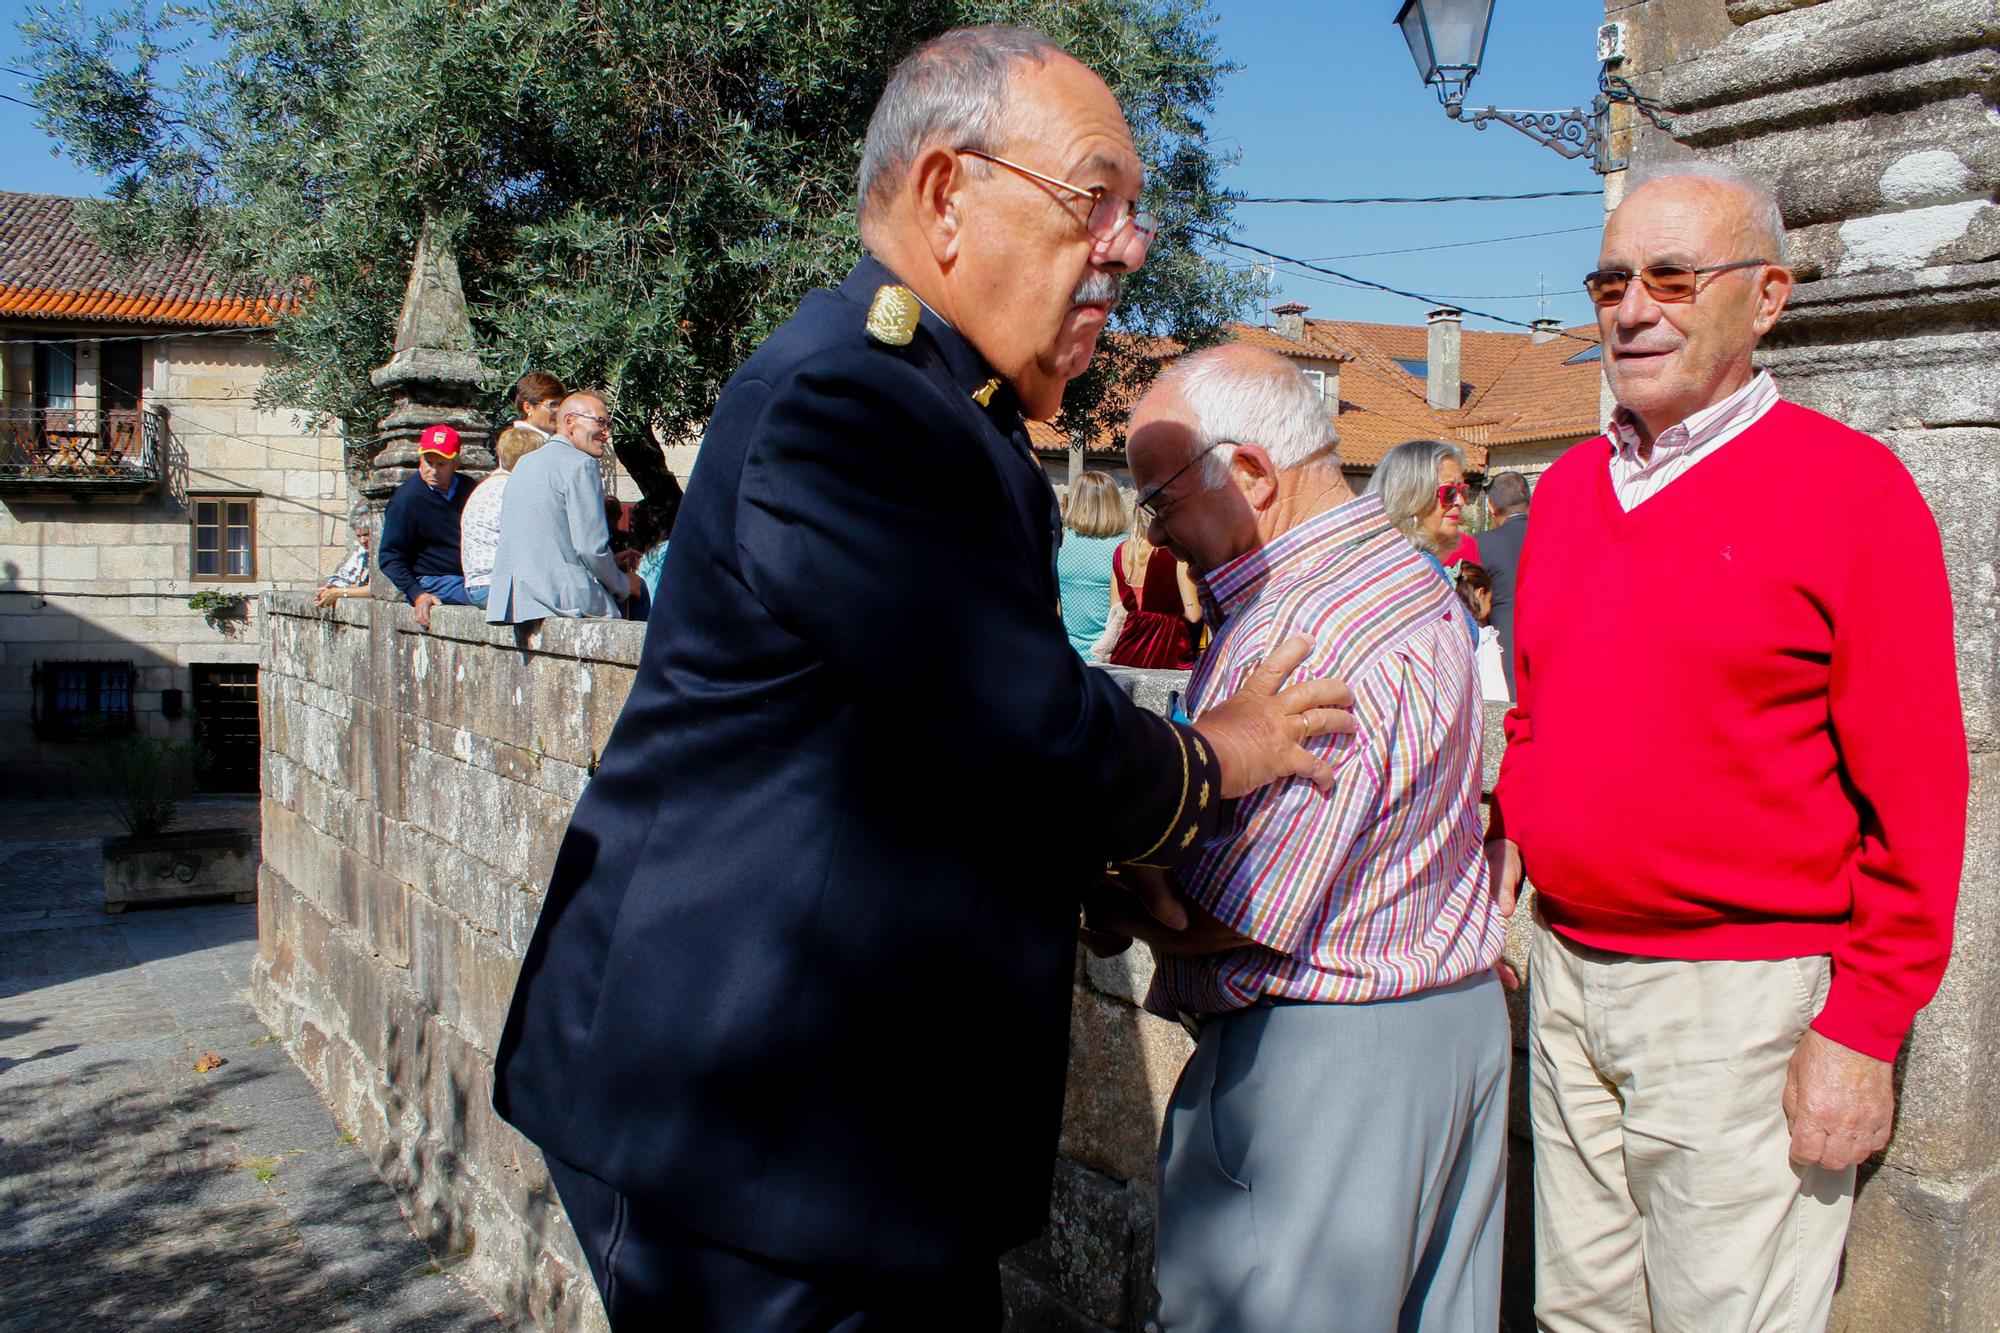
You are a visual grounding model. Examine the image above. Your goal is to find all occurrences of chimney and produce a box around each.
[1426,307,1462,410]
[1273,301,1309,344]
[1531,318,1562,344]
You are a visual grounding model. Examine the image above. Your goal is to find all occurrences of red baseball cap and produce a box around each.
[419,424,461,458]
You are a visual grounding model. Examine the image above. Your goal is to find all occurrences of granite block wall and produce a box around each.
[253,593,1297,1331]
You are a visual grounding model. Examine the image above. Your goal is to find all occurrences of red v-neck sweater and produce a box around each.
[1492,400,1966,1061]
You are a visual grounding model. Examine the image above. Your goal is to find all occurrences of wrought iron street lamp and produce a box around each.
[1392,0,1668,175]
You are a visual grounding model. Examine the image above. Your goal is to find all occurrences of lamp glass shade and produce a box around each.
[1394,0,1496,86]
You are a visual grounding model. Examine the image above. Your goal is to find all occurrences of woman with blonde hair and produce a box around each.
[459,425,546,609]
[1057,471,1128,657]
[1106,500,1202,670]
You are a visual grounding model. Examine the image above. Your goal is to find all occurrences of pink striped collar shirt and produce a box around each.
[1607,369,1781,510]
[1147,493,1503,1018]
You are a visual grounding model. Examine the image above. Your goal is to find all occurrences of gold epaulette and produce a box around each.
[865,285,919,346]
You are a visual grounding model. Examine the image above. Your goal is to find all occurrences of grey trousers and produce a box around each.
[1155,972,1510,1332]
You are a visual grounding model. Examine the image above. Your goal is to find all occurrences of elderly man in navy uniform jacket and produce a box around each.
[493,25,1354,1329]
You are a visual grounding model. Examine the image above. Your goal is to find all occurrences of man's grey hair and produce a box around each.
[1624,160,1788,265]
[1151,345,1341,486]
[1368,439,1466,554]
[855,25,1064,227]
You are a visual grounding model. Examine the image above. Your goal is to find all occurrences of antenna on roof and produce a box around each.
[1538,273,1548,321]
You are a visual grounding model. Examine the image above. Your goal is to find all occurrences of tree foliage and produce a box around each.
[22,0,1262,497]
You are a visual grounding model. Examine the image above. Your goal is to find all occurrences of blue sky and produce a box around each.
[1,0,1610,332]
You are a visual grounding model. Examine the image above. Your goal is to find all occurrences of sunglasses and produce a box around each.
[1437,482,1472,507]
[1583,259,1772,307]
[956,149,1158,254]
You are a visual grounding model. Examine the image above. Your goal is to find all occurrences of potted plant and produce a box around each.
[79,722,255,913]
[187,588,251,629]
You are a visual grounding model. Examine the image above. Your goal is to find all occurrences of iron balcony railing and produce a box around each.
[0,406,166,485]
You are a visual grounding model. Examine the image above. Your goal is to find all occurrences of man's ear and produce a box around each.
[1231,444,1280,512]
[909,146,967,266]
[1752,263,1795,337]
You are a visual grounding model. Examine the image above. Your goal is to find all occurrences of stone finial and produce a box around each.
[370,222,485,392]
[358,223,497,548]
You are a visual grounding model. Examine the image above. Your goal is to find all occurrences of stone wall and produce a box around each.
[1602,2,1999,1326]
[0,333,347,791]
[255,594,622,1332]
[254,592,1532,1331]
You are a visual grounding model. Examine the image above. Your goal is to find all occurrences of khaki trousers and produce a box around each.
[1528,925,1854,1332]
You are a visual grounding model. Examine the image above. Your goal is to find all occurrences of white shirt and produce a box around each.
[1607,370,1781,511]
[1475,624,1509,702]
[459,469,510,590]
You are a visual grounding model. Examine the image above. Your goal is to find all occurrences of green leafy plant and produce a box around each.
[187,588,250,626]
[20,0,1261,500]
[76,717,208,837]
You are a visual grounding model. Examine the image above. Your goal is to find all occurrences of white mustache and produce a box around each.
[1071,273,1122,307]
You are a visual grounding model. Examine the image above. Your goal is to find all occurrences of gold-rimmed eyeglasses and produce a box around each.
[1583,259,1772,307]
[956,148,1158,253]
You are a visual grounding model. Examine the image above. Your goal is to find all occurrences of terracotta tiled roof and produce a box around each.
[1280,316,1603,467]
[0,191,290,327]
[1027,314,1603,470]
[1457,328,1605,446]
[1228,323,1350,361]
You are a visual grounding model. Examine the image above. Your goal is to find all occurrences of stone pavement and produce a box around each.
[0,799,500,1331]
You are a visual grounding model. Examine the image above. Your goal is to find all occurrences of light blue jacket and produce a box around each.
[484,437,626,623]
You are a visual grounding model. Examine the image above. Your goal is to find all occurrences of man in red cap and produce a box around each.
[376,423,474,630]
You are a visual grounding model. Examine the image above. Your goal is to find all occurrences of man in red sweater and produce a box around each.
[1489,164,1966,1331]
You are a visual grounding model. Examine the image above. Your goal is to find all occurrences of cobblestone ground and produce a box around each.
[0,800,500,1331]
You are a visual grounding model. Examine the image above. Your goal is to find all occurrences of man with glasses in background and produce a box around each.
[483,391,639,623]
[1489,164,1965,1330]
[490,27,1354,1328]
[1089,343,1507,1330]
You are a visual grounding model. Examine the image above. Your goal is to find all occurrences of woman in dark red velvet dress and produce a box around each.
[1108,527,1202,670]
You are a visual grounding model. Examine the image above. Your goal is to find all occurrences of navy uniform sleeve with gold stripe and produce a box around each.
[1120,713,1224,868]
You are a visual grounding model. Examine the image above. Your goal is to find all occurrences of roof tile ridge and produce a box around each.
[1462,338,1533,415]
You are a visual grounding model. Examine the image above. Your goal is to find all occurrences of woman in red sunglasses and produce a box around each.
[1369,439,1474,566]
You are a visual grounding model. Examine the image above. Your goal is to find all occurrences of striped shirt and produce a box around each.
[324,543,370,588]
[1608,370,1780,510]
[1147,493,1503,1017]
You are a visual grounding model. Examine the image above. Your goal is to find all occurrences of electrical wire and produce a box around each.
[1199,229,1598,344]
[1299,224,1600,262]
[1221,255,1587,306]
[1237,189,1601,205]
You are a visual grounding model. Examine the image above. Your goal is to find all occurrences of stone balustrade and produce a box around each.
[256,582,1973,1329]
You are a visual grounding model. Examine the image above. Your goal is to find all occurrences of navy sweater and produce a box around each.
[377,472,470,602]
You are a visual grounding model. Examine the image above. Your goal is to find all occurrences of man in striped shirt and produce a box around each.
[1090,344,1508,1329]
